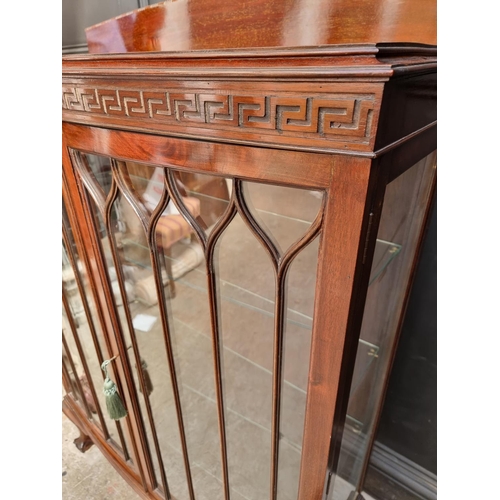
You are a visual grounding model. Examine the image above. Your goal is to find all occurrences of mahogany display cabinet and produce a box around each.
[62,22,437,500]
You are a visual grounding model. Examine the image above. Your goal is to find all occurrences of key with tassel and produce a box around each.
[101,358,128,420]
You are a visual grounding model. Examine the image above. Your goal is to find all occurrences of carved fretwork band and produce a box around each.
[62,87,375,143]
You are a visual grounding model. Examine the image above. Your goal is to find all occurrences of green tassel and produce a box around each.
[101,360,127,420]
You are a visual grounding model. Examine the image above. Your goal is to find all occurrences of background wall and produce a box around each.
[62,0,161,53]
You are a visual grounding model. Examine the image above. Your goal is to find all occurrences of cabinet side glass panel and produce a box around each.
[329,152,437,500]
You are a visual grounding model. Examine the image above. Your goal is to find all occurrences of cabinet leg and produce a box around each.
[73,430,93,453]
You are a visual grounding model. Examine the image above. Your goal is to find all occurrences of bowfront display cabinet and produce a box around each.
[62,38,436,500]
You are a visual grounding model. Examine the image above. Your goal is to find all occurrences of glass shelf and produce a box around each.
[369,239,401,285]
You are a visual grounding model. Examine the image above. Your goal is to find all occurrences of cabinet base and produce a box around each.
[62,395,159,499]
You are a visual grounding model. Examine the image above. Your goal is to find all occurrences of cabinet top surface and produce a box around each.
[63,1,436,159]
[83,0,436,55]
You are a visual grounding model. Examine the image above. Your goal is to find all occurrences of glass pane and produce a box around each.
[244,181,323,254]
[62,310,86,410]
[329,152,436,500]
[119,161,227,497]
[364,194,437,500]
[216,211,275,500]
[81,152,113,196]
[71,149,327,500]
[120,161,231,234]
[278,236,319,500]
[152,212,225,495]
[178,171,231,234]
[214,182,323,500]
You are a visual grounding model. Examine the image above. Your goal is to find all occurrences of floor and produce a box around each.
[62,172,383,500]
[62,412,139,499]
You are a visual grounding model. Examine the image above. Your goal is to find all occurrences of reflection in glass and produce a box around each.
[81,153,113,196]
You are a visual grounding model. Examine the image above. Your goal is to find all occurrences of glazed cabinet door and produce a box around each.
[62,121,382,500]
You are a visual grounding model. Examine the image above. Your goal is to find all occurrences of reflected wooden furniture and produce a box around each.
[62,2,436,499]
[117,161,203,299]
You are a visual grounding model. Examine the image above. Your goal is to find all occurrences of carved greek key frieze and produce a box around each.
[62,87,375,142]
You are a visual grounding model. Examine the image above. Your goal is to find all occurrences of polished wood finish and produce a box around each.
[85,0,436,53]
[62,46,435,156]
[73,430,94,453]
[303,153,385,500]
[63,3,436,499]
[375,72,437,153]
[62,122,334,189]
